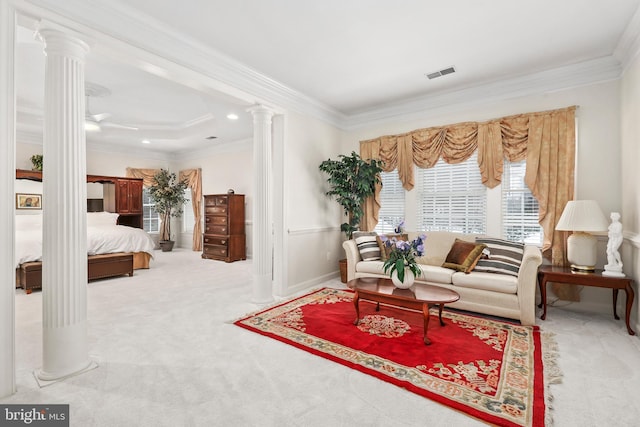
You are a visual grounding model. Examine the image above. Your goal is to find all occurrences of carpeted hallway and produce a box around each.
[3,249,640,426]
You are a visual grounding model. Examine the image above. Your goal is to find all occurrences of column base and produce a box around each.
[33,355,99,388]
[251,273,274,304]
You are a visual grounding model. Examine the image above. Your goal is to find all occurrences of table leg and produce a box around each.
[624,284,636,336]
[538,276,548,320]
[422,303,431,345]
[613,289,620,320]
[353,292,360,326]
[438,304,446,326]
[375,302,380,312]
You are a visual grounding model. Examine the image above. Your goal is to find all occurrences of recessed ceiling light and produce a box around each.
[227,113,239,120]
[142,139,151,144]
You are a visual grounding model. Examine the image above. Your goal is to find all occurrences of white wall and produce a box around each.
[171,139,253,254]
[620,52,640,331]
[346,80,623,314]
[283,110,346,294]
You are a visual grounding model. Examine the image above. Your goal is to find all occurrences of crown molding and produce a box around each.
[17,0,348,127]
[614,3,640,70]
[344,56,622,130]
[12,0,632,134]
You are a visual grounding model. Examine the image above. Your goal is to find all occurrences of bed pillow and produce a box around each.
[473,237,524,277]
[442,239,486,273]
[352,231,381,261]
[15,213,42,230]
[87,211,120,226]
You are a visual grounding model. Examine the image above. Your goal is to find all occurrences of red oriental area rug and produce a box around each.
[234,288,561,427]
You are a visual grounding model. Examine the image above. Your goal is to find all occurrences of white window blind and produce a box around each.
[417,153,486,234]
[374,170,405,234]
[502,160,542,245]
[142,188,160,233]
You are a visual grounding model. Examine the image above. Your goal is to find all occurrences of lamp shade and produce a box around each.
[555,200,608,232]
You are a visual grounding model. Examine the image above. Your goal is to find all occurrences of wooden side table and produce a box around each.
[537,265,636,335]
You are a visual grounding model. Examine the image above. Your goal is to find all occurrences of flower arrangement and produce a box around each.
[381,234,426,283]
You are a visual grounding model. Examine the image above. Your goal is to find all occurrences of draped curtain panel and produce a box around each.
[179,168,203,251]
[360,106,576,269]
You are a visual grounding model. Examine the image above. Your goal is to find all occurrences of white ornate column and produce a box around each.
[249,105,275,304]
[0,0,16,398]
[36,27,96,383]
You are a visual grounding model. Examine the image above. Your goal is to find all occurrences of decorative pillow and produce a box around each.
[442,239,486,273]
[353,231,381,261]
[378,233,409,260]
[87,211,120,226]
[473,237,524,277]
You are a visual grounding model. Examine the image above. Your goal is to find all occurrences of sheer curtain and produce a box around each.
[360,106,576,267]
[179,168,203,251]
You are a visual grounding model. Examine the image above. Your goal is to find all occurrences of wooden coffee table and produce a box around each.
[347,277,460,345]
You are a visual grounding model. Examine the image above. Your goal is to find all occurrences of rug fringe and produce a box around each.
[541,331,562,426]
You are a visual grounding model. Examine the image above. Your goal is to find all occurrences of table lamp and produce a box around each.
[555,200,608,271]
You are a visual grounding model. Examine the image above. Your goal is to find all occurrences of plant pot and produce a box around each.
[159,240,175,252]
[339,258,348,283]
[391,268,415,289]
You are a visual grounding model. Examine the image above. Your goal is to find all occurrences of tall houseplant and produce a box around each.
[319,151,384,239]
[148,169,188,251]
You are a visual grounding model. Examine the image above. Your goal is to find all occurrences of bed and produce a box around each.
[15,212,156,293]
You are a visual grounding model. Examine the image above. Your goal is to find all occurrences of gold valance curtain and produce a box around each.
[125,167,161,187]
[360,106,576,264]
[179,168,203,252]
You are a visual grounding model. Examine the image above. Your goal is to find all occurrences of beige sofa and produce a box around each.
[343,231,543,325]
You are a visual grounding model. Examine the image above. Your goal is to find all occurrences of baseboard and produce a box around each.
[278,271,340,297]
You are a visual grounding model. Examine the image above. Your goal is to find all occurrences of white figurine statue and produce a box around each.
[603,212,625,277]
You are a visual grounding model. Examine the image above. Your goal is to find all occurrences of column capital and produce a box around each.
[36,24,90,61]
[247,104,275,119]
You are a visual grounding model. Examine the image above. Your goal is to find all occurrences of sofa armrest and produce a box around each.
[516,245,543,325]
[342,239,361,282]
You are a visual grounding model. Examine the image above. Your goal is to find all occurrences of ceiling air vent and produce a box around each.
[206,136,217,140]
[426,66,456,80]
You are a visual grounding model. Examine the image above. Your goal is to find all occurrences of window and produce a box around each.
[374,170,405,234]
[502,160,542,245]
[182,188,195,232]
[142,188,160,233]
[416,152,486,234]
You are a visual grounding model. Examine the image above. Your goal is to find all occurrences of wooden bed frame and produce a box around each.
[15,252,151,294]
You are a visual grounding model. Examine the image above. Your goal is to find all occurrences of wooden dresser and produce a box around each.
[202,194,246,262]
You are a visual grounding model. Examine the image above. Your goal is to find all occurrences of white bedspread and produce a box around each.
[15,214,156,267]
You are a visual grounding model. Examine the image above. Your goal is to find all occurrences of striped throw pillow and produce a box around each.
[473,237,524,277]
[353,231,381,261]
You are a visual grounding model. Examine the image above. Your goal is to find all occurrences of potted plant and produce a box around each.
[148,169,188,252]
[319,151,384,282]
[30,154,43,171]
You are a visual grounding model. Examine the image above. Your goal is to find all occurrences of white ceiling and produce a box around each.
[15,0,640,153]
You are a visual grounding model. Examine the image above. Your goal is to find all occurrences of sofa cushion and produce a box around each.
[413,231,476,266]
[355,260,386,275]
[451,271,518,294]
[473,237,524,277]
[442,239,486,273]
[353,231,381,261]
[418,264,455,285]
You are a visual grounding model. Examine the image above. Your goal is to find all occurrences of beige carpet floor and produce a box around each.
[3,248,640,426]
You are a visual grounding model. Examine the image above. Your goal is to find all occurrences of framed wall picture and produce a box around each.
[16,193,42,210]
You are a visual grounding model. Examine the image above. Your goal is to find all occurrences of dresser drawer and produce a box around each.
[204,224,228,235]
[205,205,228,215]
[205,215,227,225]
[204,195,228,207]
[203,236,228,246]
[203,244,228,257]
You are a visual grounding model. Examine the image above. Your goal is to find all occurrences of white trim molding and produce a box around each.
[288,226,341,236]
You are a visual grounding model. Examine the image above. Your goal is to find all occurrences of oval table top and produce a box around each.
[347,277,460,304]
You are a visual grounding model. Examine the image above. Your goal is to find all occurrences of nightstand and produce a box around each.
[537,265,635,335]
